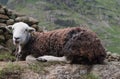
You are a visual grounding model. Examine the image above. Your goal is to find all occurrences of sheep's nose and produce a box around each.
[14,37,20,44]
[14,37,20,40]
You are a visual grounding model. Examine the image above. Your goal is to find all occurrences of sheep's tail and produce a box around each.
[63,28,106,64]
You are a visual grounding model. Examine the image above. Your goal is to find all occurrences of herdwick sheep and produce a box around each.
[9,22,106,64]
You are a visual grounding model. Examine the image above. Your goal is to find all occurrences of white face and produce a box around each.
[10,22,35,45]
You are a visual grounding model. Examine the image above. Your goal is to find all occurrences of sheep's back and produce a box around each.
[23,27,82,57]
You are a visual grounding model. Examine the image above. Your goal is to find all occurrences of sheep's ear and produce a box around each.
[28,27,36,33]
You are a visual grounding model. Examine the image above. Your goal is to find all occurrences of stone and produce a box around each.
[0,19,6,23]
[6,19,14,25]
[15,16,29,22]
[29,17,39,24]
[0,8,5,14]
[15,16,38,25]
[6,9,13,16]
[12,11,25,17]
[0,14,9,20]
[31,24,39,31]
[0,23,6,26]
[0,35,5,42]
[0,29,3,34]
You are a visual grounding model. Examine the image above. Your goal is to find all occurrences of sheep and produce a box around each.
[9,22,106,64]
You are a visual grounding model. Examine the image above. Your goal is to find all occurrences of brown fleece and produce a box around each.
[20,27,106,64]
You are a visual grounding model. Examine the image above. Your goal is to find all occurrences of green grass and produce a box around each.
[81,73,99,79]
[0,53,15,61]
[0,63,23,79]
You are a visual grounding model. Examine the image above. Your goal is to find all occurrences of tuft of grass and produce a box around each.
[0,53,16,61]
[81,73,99,79]
[0,63,23,79]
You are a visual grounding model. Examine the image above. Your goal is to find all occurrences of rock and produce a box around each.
[0,23,6,26]
[0,14,9,20]
[12,11,25,17]
[0,19,6,23]
[105,52,120,62]
[7,9,17,19]
[0,35,5,42]
[15,16,38,25]
[15,16,29,22]
[0,29,3,34]
[6,9,13,16]
[0,8,5,14]
[92,62,120,79]
[31,24,39,30]
[6,19,14,25]
[28,17,39,24]
[7,62,119,79]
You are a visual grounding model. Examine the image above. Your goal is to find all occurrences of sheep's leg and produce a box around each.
[25,55,42,64]
[36,55,70,63]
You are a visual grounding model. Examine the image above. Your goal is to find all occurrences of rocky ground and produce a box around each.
[0,60,120,79]
[0,51,120,79]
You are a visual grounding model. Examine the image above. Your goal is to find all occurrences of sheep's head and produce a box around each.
[9,22,35,46]
[8,22,35,60]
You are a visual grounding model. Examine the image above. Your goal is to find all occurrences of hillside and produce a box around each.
[1,0,120,54]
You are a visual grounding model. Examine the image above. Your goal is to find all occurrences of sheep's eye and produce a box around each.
[25,29,27,32]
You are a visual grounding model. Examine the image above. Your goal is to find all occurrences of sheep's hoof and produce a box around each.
[36,58,47,62]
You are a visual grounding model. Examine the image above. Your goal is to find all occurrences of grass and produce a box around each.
[0,50,16,61]
[0,63,23,79]
[28,61,65,74]
[81,73,99,79]
[0,53,15,61]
